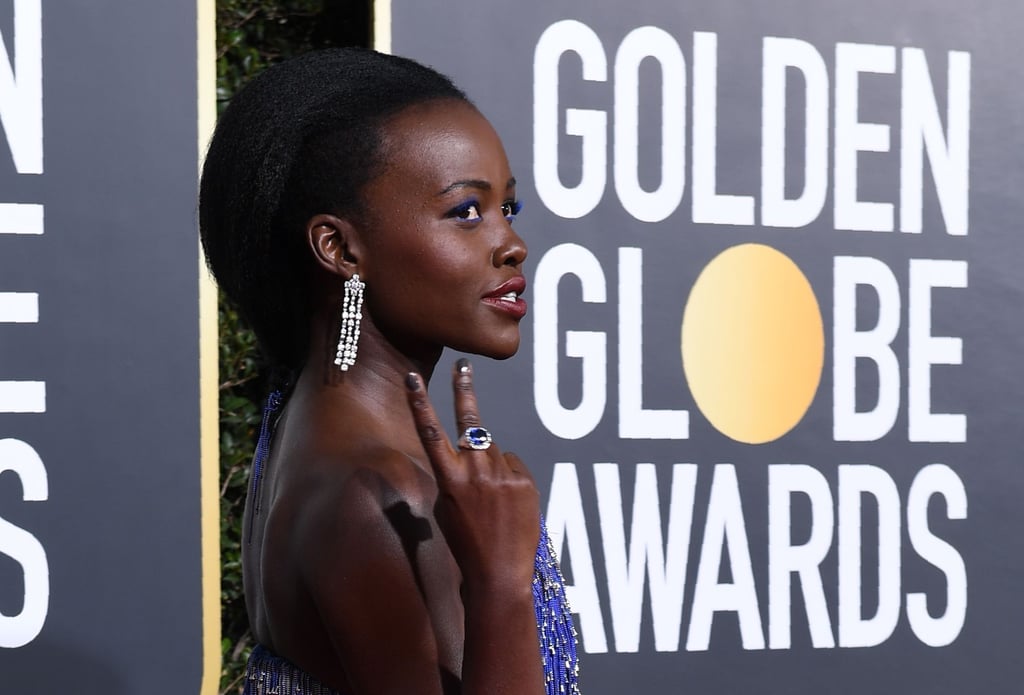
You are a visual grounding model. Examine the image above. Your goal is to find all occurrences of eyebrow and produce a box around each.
[436,177,517,197]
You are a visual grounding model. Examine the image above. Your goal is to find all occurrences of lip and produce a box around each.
[484,276,527,299]
[482,276,528,319]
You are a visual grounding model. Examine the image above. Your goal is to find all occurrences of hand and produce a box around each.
[405,359,540,593]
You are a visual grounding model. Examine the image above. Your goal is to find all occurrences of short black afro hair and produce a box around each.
[199,48,468,371]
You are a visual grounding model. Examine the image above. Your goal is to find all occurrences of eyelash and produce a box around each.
[503,199,523,221]
[450,200,483,222]
[447,199,523,224]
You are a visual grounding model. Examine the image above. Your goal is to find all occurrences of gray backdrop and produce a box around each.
[392,1,1024,693]
[0,1,205,692]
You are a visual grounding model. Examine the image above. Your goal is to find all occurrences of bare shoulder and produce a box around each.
[279,442,442,574]
[262,443,464,690]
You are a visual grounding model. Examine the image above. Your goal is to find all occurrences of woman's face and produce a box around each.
[355,99,528,360]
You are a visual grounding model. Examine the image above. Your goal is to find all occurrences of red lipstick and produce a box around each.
[482,276,527,319]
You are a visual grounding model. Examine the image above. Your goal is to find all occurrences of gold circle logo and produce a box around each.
[681,243,824,444]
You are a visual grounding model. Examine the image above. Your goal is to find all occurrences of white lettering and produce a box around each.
[0,293,37,323]
[613,26,685,223]
[833,256,901,441]
[534,244,607,439]
[546,463,609,653]
[768,464,835,649]
[617,248,688,439]
[837,465,901,647]
[0,0,43,174]
[0,438,49,648]
[761,37,829,228]
[908,259,967,442]
[686,464,764,651]
[0,203,43,235]
[834,43,895,232]
[900,49,971,235]
[595,463,697,652]
[906,464,967,646]
[533,20,607,219]
[692,32,755,226]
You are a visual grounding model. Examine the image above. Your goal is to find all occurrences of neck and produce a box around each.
[289,305,445,452]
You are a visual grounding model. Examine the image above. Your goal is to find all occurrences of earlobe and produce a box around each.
[306,214,362,278]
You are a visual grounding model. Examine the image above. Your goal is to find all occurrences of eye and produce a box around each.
[503,199,523,221]
[449,200,482,222]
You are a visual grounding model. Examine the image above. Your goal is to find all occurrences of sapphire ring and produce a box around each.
[459,426,493,451]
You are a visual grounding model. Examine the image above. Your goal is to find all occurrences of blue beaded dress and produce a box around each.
[241,393,581,695]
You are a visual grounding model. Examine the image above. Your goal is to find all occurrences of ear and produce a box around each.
[306,214,364,279]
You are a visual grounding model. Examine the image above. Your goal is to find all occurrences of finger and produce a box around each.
[502,452,536,485]
[452,358,483,434]
[405,372,457,478]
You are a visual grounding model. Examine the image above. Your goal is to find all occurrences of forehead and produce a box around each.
[374,99,511,190]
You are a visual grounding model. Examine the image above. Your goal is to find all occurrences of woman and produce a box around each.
[200,48,579,694]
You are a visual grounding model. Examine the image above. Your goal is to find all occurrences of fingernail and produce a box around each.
[405,373,421,390]
[456,358,471,374]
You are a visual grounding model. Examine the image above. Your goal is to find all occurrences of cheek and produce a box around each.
[397,236,475,286]
[367,242,459,311]
[363,214,479,297]
[364,218,426,273]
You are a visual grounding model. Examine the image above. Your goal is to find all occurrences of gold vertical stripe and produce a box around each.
[373,0,392,53]
[197,0,220,692]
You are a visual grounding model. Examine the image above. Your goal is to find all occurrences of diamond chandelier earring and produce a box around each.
[334,273,365,371]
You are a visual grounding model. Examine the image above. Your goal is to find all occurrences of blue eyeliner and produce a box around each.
[448,199,482,222]
[445,198,522,223]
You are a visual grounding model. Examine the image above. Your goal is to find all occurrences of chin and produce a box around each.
[490,347,519,360]
[472,335,521,361]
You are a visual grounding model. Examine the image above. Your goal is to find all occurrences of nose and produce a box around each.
[493,224,528,268]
